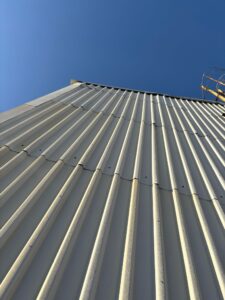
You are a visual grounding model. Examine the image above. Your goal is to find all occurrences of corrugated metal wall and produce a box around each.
[0,83,224,300]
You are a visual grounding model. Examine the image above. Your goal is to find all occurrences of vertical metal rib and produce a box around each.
[160,96,200,300]
[118,93,144,300]
[151,95,167,300]
[118,179,139,300]
[115,92,139,175]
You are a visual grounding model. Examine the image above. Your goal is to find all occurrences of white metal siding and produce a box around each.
[0,83,224,300]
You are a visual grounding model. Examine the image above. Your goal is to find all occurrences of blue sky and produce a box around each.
[1,0,225,111]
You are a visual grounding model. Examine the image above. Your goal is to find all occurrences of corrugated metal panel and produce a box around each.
[0,83,224,300]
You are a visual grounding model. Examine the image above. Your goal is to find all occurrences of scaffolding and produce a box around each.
[201,67,225,102]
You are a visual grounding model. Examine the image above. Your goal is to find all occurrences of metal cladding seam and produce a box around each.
[0,83,225,300]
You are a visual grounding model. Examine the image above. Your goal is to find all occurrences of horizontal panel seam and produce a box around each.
[1,149,224,204]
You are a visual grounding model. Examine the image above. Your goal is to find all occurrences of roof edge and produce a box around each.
[0,82,81,124]
[75,79,224,106]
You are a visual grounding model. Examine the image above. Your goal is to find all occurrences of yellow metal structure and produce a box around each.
[201,85,225,102]
[70,79,78,84]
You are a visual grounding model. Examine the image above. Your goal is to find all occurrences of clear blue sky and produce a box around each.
[1,0,225,111]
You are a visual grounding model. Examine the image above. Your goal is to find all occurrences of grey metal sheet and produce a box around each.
[0,83,224,300]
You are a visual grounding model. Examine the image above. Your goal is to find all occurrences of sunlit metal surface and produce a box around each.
[0,83,224,300]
